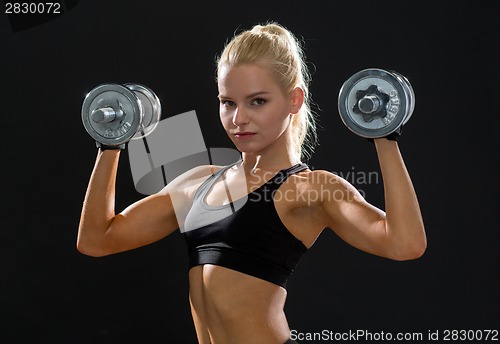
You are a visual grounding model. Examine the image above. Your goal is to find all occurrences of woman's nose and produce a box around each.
[232,107,250,126]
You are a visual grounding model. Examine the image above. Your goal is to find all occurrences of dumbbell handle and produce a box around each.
[358,95,382,114]
[91,107,118,123]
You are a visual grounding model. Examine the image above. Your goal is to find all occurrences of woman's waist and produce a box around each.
[189,264,288,321]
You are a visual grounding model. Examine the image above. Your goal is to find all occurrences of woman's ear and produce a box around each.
[290,87,305,114]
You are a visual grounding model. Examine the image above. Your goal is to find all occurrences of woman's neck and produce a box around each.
[240,137,301,173]
[231,120,300,174]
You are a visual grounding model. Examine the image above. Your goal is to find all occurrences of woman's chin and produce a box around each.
[231,141,259,154]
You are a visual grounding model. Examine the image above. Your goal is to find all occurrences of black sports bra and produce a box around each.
[182,161,309,288]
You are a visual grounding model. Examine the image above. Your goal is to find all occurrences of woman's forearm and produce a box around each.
[77,149,121,255]
[374,138,426,259]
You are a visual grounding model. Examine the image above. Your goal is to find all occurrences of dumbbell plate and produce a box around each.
[82,84,142,146]
[391,71,415,125]
[338,68,410,139]
[124,83,162,140]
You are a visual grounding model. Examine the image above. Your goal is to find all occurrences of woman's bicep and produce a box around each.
[82,164,216,256]
[102,165,216,255]
[102,192,179,255]
[318,173,390,257]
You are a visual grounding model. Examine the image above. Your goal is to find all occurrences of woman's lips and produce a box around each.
[234,132,256,139]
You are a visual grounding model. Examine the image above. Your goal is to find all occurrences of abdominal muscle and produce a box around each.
[188,264,292,344]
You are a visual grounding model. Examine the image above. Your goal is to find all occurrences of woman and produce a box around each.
[78,22,426,344]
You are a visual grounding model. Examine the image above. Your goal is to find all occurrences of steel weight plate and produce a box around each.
[124,84,162,140]
[338,68,410,139]
[82,84,142,146]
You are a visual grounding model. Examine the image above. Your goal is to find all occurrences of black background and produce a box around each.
[1,1,499,343]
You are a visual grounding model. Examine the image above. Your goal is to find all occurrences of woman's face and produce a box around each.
[217,63,300,156]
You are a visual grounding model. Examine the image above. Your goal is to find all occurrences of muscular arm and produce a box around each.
[318,139,426,260]
[77,149,178,257]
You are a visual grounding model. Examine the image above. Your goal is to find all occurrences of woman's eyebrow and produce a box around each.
[218,91,271,99]
[245,91,271,99]
[218,91,271,100]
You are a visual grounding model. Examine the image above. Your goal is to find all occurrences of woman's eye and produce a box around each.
[251,98,266,106]
[221,100,235,107]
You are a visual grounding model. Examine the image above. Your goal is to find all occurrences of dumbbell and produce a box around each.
[338,68,415,139]
[81,83,162,147]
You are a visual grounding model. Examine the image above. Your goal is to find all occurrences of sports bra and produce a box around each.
[182,161,309,288]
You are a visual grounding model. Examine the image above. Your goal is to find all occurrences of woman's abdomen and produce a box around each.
[188,264,291,344]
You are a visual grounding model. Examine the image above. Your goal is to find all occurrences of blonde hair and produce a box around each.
[216,22,318,161]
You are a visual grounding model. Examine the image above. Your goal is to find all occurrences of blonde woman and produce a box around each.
[78,22,426,344]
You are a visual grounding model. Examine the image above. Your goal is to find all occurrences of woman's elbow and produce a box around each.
[391,239,427,261]
[76,237,110,258]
